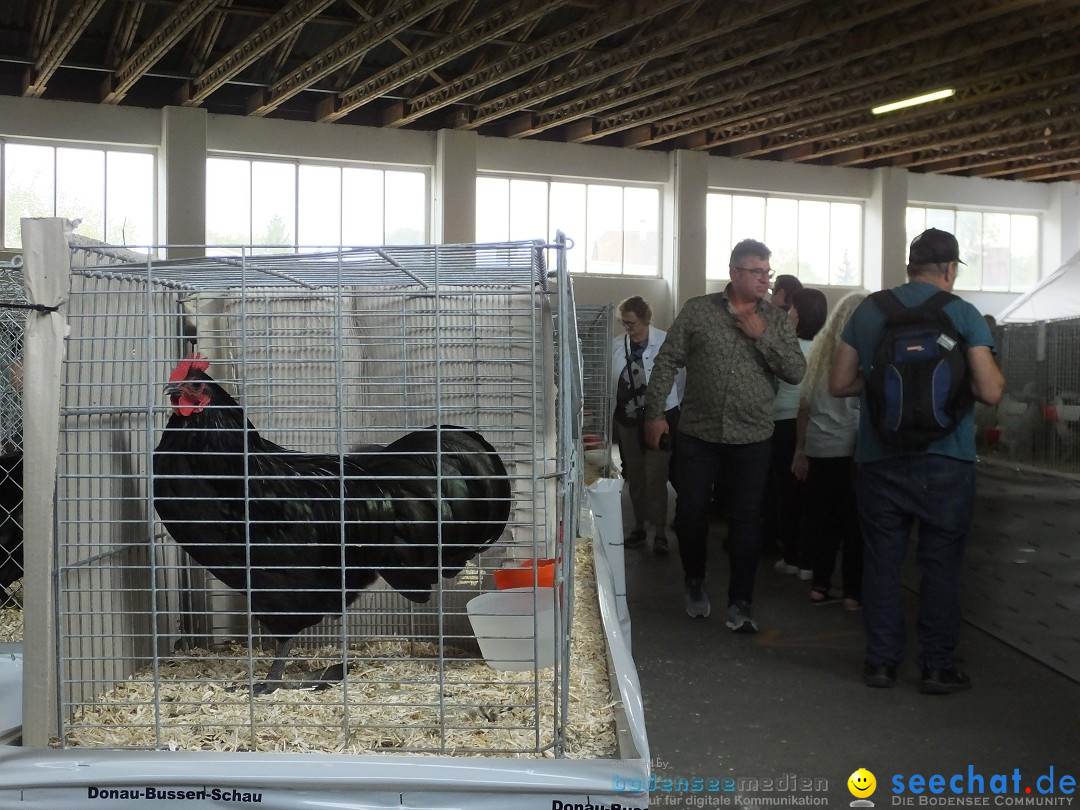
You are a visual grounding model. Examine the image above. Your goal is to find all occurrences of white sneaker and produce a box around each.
[774,560,799,575]
[797,569,813,581]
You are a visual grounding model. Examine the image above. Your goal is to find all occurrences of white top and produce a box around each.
[804,371,860,458]
[610,326,685,414]
[773,338,813,421]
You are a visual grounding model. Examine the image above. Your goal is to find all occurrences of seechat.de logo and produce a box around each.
[850,768,878,807]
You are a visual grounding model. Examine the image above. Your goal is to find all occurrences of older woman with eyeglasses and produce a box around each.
[610,295,685,555]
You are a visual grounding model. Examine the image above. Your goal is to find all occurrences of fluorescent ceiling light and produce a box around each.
[871,88,956,115]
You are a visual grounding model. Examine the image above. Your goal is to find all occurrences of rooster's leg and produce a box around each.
[252,638,296,696]
[250,639,349,694]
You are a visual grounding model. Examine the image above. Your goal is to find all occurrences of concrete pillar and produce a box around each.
[1045,182,1080,272]
[434,129,478,244]
[669,150,709,315]
[867,167,909,291]
[159,106,207,258]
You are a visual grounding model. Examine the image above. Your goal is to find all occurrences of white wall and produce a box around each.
[2,94,1077,333]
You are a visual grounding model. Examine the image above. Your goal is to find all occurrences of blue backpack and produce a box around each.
[867,289,972,452]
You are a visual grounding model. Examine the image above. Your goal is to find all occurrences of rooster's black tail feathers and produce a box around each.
[357,426,511,602]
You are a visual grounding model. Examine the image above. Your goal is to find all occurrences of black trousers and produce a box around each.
[763,418,807,567]
[806,455,863,598]
[672,432,772,607]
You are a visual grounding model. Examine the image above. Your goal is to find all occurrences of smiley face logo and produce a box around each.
[848,768,877,798]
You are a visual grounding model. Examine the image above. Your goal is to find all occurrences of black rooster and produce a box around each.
[152,355,511,693]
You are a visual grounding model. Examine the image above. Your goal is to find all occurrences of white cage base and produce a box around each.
[0,536,649,809]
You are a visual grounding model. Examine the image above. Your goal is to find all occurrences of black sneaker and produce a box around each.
[624,529,647,549]
[725,600,758,633]
[921,667,972,695]
[864,662,897,688]
[684,580,710,618]
[653,535,669,555]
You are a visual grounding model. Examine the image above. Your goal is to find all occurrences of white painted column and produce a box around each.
[1045,181,1080,272]
[866,167,909,292]
[669,150,708,315]
[434,129,478,245]
[159,106,207,258]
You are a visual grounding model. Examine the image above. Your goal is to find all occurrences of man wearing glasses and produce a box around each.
[643,239,806,632]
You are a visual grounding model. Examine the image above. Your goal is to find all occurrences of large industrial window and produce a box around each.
[1,141,154,251]
[476,175,660,276]
[206,157,428,254]
[706,192,863,286]
[906,206,1039,293]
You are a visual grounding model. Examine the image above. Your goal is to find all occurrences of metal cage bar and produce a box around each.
[575,303,614,475]
[20,226,608,758]
[0,261,26,618]
[980,319,1080,472]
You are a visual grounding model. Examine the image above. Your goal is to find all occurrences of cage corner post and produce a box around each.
[19,217,70,747]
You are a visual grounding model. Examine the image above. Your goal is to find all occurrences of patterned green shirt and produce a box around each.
[644,286,806,445]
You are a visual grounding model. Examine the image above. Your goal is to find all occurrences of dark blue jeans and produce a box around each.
[855,455,975,670]
[672,432,772,606]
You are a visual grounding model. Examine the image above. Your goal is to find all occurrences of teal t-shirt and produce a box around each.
[840,281,996,463]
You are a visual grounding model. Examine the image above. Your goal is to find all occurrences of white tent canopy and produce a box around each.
[998,250,1080,323]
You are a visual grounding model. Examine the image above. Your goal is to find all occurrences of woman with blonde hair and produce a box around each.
[792,290,868,609]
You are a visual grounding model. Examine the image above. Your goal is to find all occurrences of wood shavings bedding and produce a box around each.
[62,539,617,758]
[1,579,21,641]
[0,605,20,642]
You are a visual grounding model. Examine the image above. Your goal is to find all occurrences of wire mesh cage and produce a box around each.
[575,305,614,476]
[979,319,1080,473]
[19,222,616,759]
[0,258,25,618]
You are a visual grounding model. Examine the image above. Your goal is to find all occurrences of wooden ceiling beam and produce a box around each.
[378,0,691,129]
[104,1,145,70]
[180,0,336,107]
[470,0,750,133]
[469,16,709,132]
[821,95,1080,167]
[910,139,1060,174]
[344,0,446,85]
[26,0,59,63]
[573,0,904,144]
[185,0,233,77]
[309,0,551,122]
[23,0,107,97]
[249,0,455,117]
[692,10,1076,154]
[1008,163,1080,181]
[948,148,1080,181]
[707,49,1078,162]
[101,0,221,104]
[624,0,1056,150]
[259,28,302,86]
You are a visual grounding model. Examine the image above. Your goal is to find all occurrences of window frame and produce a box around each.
[905,204,1040,294]
[476,173,663,277]
[706,189,865,287]
[1,137,157,252]
[205,153,431,254]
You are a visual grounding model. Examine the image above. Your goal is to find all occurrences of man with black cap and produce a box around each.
[828,227,1005,695]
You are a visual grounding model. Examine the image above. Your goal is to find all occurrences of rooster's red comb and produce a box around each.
[169,353,210,383]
